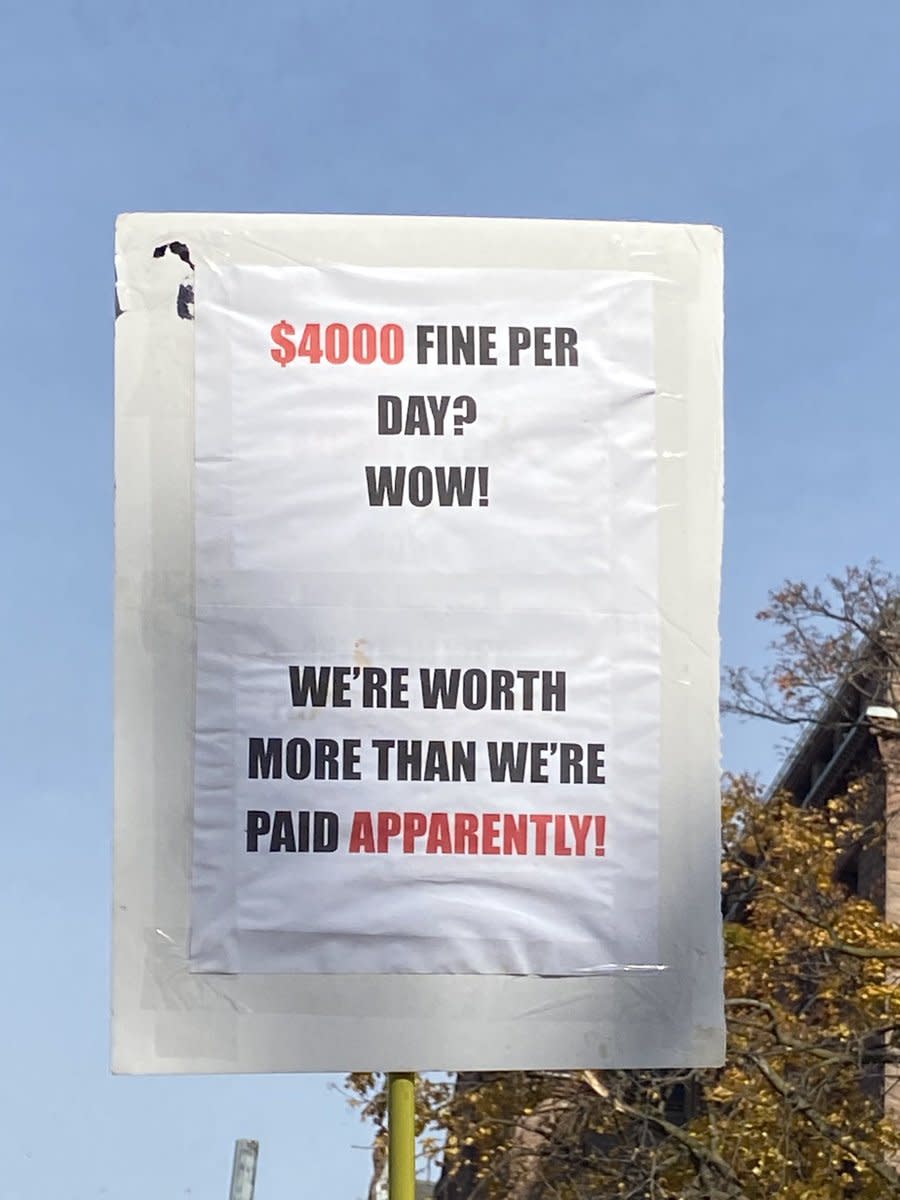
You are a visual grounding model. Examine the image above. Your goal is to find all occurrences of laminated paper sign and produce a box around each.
[195,265,662,974]
[114,214,723,1073]
[192,264,658,976]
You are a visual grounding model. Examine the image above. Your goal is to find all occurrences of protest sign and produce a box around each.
[193,263,658,976]
[114,214,723,1071]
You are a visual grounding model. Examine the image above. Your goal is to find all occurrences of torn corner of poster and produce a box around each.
[188,261,666,978]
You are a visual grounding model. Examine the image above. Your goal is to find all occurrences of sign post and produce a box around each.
[228,1140,259,1200]
[388,1074,416,1200]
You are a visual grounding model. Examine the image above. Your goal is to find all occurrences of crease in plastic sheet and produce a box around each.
[113,213,724,1073]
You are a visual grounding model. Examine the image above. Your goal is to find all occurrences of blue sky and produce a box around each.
[2,2,900,1197]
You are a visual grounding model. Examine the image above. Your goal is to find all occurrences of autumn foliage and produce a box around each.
[349,566,900,1198]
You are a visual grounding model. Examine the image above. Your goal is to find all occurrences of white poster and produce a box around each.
[191,263,659,976]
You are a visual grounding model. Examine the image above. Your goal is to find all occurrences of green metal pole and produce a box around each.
[388,1072,416,1200]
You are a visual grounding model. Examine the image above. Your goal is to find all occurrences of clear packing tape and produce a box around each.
[114,213,724,1074]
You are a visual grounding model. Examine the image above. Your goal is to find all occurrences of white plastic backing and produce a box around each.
[113,213,724,1074]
